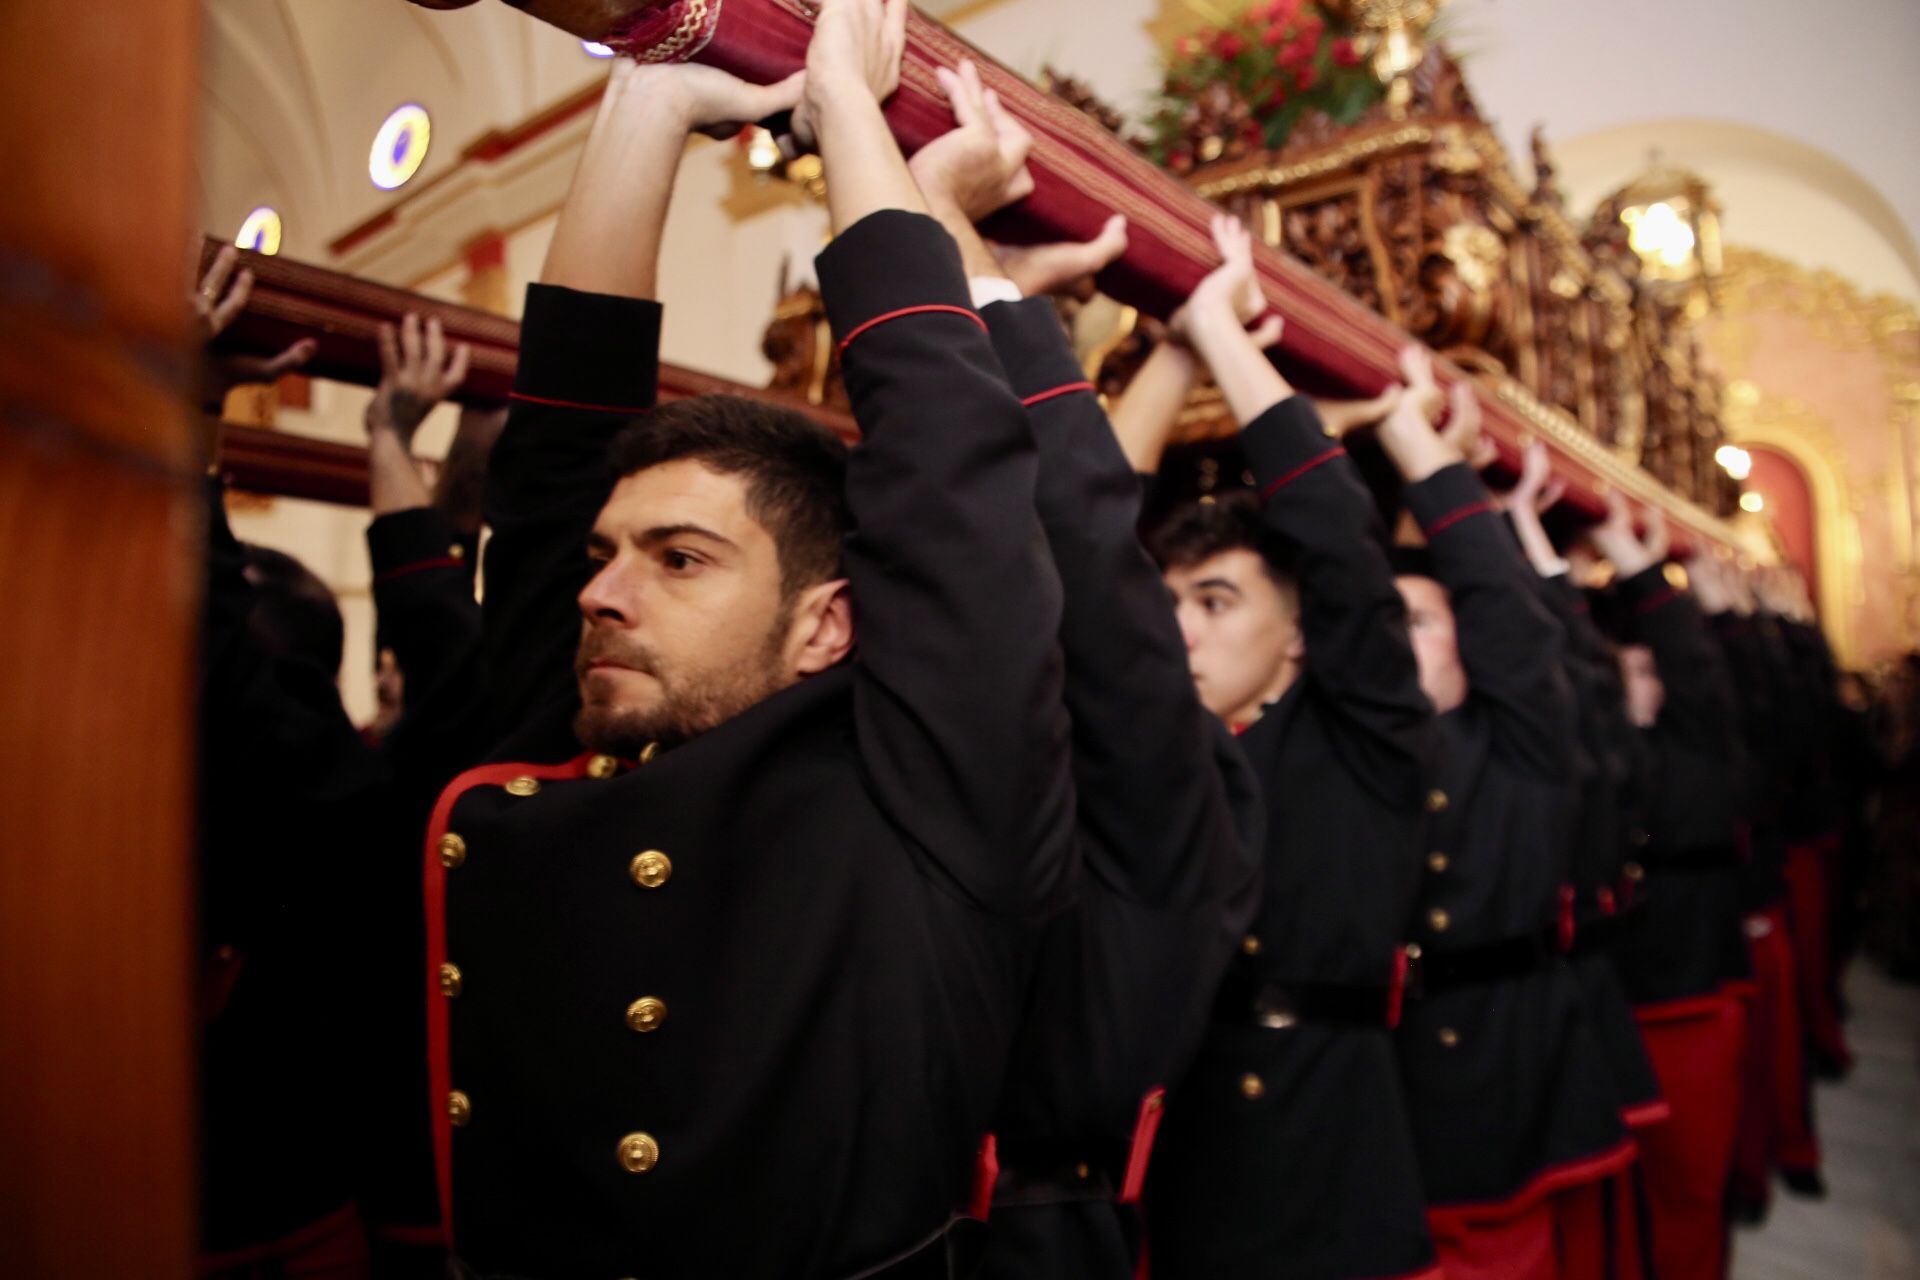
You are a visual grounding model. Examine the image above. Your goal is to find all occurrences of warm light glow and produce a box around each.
[582,41,616,57]
[1623,201,1697,270]
[744,126,782,174]
[1740,491,1766,513]
[236,206,282,256]
[1715,445,1752,481]
[370,104,432,191]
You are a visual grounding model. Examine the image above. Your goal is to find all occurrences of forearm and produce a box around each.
[818,85,928,234]
[541,72,692,298]
[367,428,433,517]
[1376,412,1458,483]
[1186,308,1292,427]
[1506,500,1569,578]
[1109,341,1200,475]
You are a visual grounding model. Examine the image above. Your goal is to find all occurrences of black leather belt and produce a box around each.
[1416,931,1551,992]
[991,1142,1123,1208]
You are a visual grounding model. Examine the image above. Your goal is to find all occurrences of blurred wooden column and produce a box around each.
[0,1,199,1275]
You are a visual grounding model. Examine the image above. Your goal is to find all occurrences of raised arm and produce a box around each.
[1179,222,1430,805]
[809,10,1074,915]
[1384,352,1573,776]
[475,61,802,748]
[908,65,1254,907]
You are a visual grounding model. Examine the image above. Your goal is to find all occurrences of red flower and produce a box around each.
[1332,37,1361,68]
[1213,30,1246,59]
[1262,21,1291,47]
[1277,36,1311,68]
[1299,14,1325,42]
[1295,64,1319,92]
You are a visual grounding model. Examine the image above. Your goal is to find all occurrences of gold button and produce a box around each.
[1404,942,1423,960]
[438,832,467,869]
[1241,934,1262,957]
[1438,1027,1460,1048]
[630,850,672,890]
[1427,789,1449,813]
[438,963,464,998]
[449,543,467,560]
[1427,852,1449,873]
[504,776,540,797]
[1624,861,1645,882]
[617,1131,660,1173]
[1428,908,1451,933]
[1075,1162,1090,1179]
[587,754,619,779]
[1239,1073,1265,1101]
[447,1090,471,1127]
[626,997,668,1033]
[638,742,659,766]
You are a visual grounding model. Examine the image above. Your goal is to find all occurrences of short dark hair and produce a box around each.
[608,395,851,596]
[241,543,344,677]
[1149,491,1296,587]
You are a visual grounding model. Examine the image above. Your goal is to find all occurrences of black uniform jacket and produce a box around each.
[980,298,1261,1155]
[1609,565,1752,1007]
[972,300,1261,1277]
[1528,570,1664,1121]
[1711,609,1795,909]
[1780,619,1844,842]
[1392,464,1627,1210]
[198,483,378,1256]
[424,212,1079,1278]
[1146,398,1438,1279]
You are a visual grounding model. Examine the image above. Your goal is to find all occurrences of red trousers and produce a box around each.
[1635,995,1748,1280]
[1734,906,1822,1203]
[1785,835,1852,1071]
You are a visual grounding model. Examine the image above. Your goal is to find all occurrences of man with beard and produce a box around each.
[1385,354,1630,1279]
[902,64,1264,1279]
[418,6,1083,1274]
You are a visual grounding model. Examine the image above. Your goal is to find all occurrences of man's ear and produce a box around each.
[787,578,854,676]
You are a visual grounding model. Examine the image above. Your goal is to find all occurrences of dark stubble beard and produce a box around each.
[573,607,795,757]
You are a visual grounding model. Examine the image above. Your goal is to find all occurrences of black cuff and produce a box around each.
[1616,563,1676,613]
[514,283,662,414]
[982,298,1084,400]
[1240,396,1341,495]
[368,507,467,581]
[1402,462,1494,539]
[816,211,974,347]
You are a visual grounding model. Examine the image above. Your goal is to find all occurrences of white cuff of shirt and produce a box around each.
[968,276,1024,310]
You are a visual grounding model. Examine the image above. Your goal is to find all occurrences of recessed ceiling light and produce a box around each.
[370,103,432,191]
[236,206,282,256]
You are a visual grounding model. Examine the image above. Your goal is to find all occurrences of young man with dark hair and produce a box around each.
[1588,500,1754,1280]
[1381,354,1630,1278]
[902,63,1263,1279]
[416,7,1090,1274]
[1113,219,1440,1280]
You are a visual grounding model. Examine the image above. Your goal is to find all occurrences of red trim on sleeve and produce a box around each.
[508,389,652,415]
[1118,1087,1166,1204]
[374,556,465,586]
[1422,499,1494,537]
[1258,444,1347,498]
[835,304,987,358]
[1020,380,1096,408]
[423,751,599,1244]
[1633,586,1680,615]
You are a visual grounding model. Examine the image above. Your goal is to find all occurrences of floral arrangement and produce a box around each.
[1145,0,1384,171]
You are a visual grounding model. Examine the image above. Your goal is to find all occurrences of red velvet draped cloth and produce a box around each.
[596,0,1728,549]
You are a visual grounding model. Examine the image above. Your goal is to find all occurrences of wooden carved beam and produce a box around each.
[201,236,858,505]
[404,0,1738,551]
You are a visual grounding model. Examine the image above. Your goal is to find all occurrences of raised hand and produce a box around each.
[1312,385,1404,438]
[1376,345,1461,483]
[1438,378,1498,471]
[793,0,910,148]
[1588,490,1665,579]
[1509,440,1567,515]
[367,312,471,445]
[1170,215,1278,348]
[623,59,808,139]
[194,244,316,408]
[989,217,1129,299]
[909,60,1034,222]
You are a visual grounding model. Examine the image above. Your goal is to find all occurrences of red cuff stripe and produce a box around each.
[1020,380,1096,408]
[1258,445,1346,498]
[1634,586,1679,615]
[1422,499,1494,537]
[374,556,465,586]
[836,304,986,357]
[508,389,652,415]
